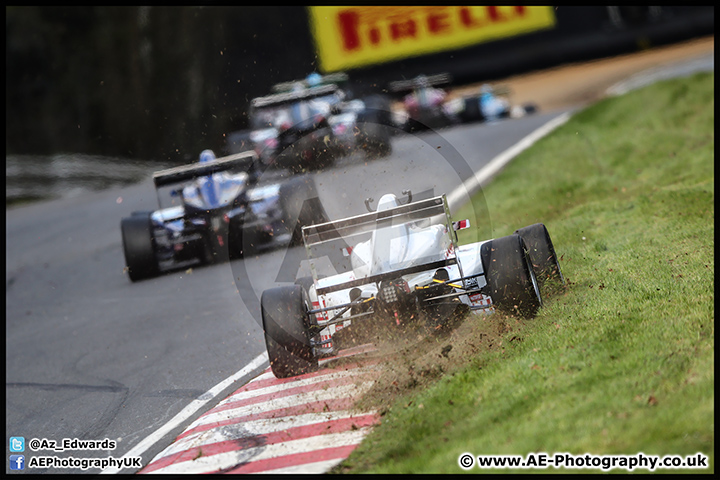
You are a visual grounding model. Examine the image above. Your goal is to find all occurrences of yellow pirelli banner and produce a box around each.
[309,6,557,72]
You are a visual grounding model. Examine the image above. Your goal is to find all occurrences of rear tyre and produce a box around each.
[261,285,318,378]
[120,213,159,282]
[481,234,542,318]
[522,103,538,115]
[514,223,565,295]
[360,94,393,127]
[294,275,318,293]
[279,175,330,246]
[459,95,484,123]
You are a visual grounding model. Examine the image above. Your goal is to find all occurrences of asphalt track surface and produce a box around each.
[5,51,712,474]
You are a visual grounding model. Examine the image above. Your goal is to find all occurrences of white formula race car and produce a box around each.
[261,191,564,378]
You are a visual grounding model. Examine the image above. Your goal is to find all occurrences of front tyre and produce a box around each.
[261,284,318,378]
[481,234,542,318]
[514,223,565,296]
[120,213,159,282]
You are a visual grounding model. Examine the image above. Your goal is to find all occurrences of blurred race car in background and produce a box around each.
[260,190,564,378]
[226,72,393,172]
[388,73,538,132]
[120,149,328,282]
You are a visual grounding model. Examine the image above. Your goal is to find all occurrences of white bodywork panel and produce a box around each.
[300,193,493,351]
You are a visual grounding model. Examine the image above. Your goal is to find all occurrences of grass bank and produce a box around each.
[332,71,714,474]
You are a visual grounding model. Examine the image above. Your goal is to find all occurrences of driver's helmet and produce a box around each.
[199,149,216,163]
[306,72,322,87]
[197,149,220,206]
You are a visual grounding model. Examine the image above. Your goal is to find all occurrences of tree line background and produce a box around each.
[6,6,713,163]
[6,6,319,161]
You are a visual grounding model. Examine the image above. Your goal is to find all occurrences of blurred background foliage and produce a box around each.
[6,6,317,161]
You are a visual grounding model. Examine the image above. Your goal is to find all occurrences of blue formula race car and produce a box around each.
[120,149,328,282]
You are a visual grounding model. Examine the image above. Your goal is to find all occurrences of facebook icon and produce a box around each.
[9,454,25,470]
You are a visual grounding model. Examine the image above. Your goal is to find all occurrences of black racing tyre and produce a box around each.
[294,275,316,293]
[261,284,318,378]
[413,108,450,130]
[279,175,330,246]
[294,275,328,301]
[227,214,245,260]
[514,223,565,295]
[522,103,538,115]
[360,94,393,127]
[120,213,159,282]
[481,234,542,318]
[459,95,484,123]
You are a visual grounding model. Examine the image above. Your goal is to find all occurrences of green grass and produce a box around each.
[333,72,714,474]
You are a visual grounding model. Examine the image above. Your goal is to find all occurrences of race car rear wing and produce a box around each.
[271,73,349,93]
[303,195,449,244]
[251,84,340,109]
[302,194,463,295]
[152,151,257,188]
[388,73,452,93]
